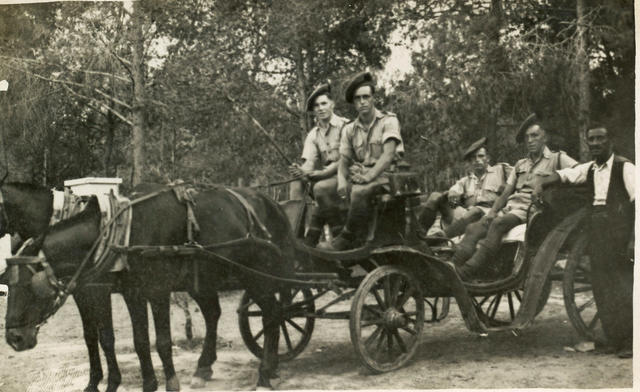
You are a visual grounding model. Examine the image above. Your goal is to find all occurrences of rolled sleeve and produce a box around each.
[448,178,466,198]
[506,168,517,187]
[556,162,590,185]
[301,131,318,164]
[558,153,579,169]
[623,162,635,201]
[381,116,402,146]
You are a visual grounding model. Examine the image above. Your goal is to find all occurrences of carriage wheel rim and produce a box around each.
[350,265,424,373]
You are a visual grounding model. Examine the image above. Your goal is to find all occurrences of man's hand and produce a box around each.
[532,178,544,205]
[288,164,306,178]
[448,194,461,206]
[351,173,371,184]
[307,170,323,181]
[486,209,497,221]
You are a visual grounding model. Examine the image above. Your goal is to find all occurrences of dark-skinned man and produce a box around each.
[419,137,510,238]
[318,71,404,251]
[452,113,577,279]
[289,84,348,246]
[533,125,634,358]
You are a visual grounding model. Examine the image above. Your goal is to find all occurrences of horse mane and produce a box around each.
[5,182,51,194]
[45,195,100,234]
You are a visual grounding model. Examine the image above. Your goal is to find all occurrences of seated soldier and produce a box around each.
[288,84,348,246]
[419,137,510,238]
[317,71,404,251]
[452,113,577,280]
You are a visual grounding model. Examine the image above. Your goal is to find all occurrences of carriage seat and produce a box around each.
[374,171,423,205]
[450,223,526,245]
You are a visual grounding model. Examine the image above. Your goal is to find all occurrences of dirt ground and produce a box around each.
[0,283,633,391]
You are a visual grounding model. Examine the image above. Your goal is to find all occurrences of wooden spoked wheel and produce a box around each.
[238,288,315,361]
[350,265,425,373]
[563,233,602,341]
[472,278,551,327]
[425,297,450,322]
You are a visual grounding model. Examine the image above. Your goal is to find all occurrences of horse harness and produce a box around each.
[5,184,281,329]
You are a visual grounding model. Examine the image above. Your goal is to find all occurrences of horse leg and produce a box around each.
[148,294,180,391]
[188,292,221,388]
[123,290,158,392]
[247,290,281,390]
[74,293,104,392]
[95,291,122,392]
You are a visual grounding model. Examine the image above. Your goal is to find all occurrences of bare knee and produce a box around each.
[425,192,444,210]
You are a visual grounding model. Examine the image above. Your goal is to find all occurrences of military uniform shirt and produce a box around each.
[301,114,348,170]
[339,108,404,167]
[448,164,510,208]
[557,154,635,205]
[504,146,577,218]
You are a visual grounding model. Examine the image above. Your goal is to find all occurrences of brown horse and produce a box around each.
[4,183,295,390]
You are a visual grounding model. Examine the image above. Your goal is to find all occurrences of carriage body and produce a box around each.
[238,173,596,373]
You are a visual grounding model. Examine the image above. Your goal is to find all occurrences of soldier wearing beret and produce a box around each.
[289,84,349,246]
[419,137,511,238]
[452,113,577,280]
[317,71,404,251]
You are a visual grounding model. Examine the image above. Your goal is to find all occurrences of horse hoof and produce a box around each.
[166,375,181,391]
[255,387,273,391]
[83,386,99,392]
[143,378,159,392]
[193,366,213,381]
[190,376,207,389]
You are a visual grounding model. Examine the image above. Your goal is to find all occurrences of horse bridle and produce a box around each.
[0,189,13,238]
[5,248,70,330]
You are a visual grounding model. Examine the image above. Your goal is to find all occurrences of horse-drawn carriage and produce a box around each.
[238,171,598,373]
[1,173,598,390]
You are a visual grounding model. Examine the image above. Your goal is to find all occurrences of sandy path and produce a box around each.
[0,283,632,391]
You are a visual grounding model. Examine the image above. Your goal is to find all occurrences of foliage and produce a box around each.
[0,0,634,192]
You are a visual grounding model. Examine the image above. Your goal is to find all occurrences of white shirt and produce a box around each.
[556,154,635,205]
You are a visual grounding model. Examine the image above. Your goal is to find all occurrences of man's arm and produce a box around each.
[309,161,339,180]
[353,140,397,183]
[486,182,515,219]
[337,154,351,198]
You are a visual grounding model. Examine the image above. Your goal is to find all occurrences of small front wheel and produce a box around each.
[350,265,425,373]
[238,288,315,361]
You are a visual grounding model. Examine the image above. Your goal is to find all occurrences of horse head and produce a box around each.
[5,196,101,351]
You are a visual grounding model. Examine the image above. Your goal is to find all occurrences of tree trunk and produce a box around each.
[104,108,116,177]
[130,4,146,186]
[575,0,591,162]
[485,0,505,155]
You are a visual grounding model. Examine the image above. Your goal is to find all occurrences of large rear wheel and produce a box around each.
[238,288,315,361]
[563,233,602,341]
[350,265,425,373]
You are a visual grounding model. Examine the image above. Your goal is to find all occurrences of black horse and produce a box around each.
[4,183,295,390]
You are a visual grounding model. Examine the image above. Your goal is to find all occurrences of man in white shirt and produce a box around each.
[534,125,634,358]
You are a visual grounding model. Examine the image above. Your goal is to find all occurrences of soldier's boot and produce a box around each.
[303,227,323,247]
[418,207,438,237]
[303,213,325,247]
[444,217,471,238]
[457,242,493,281]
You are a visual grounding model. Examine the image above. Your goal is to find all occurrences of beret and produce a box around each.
[305,84,331,112]
[516,113,543,143]
[345,71,375,103]
[463,137,488,160]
